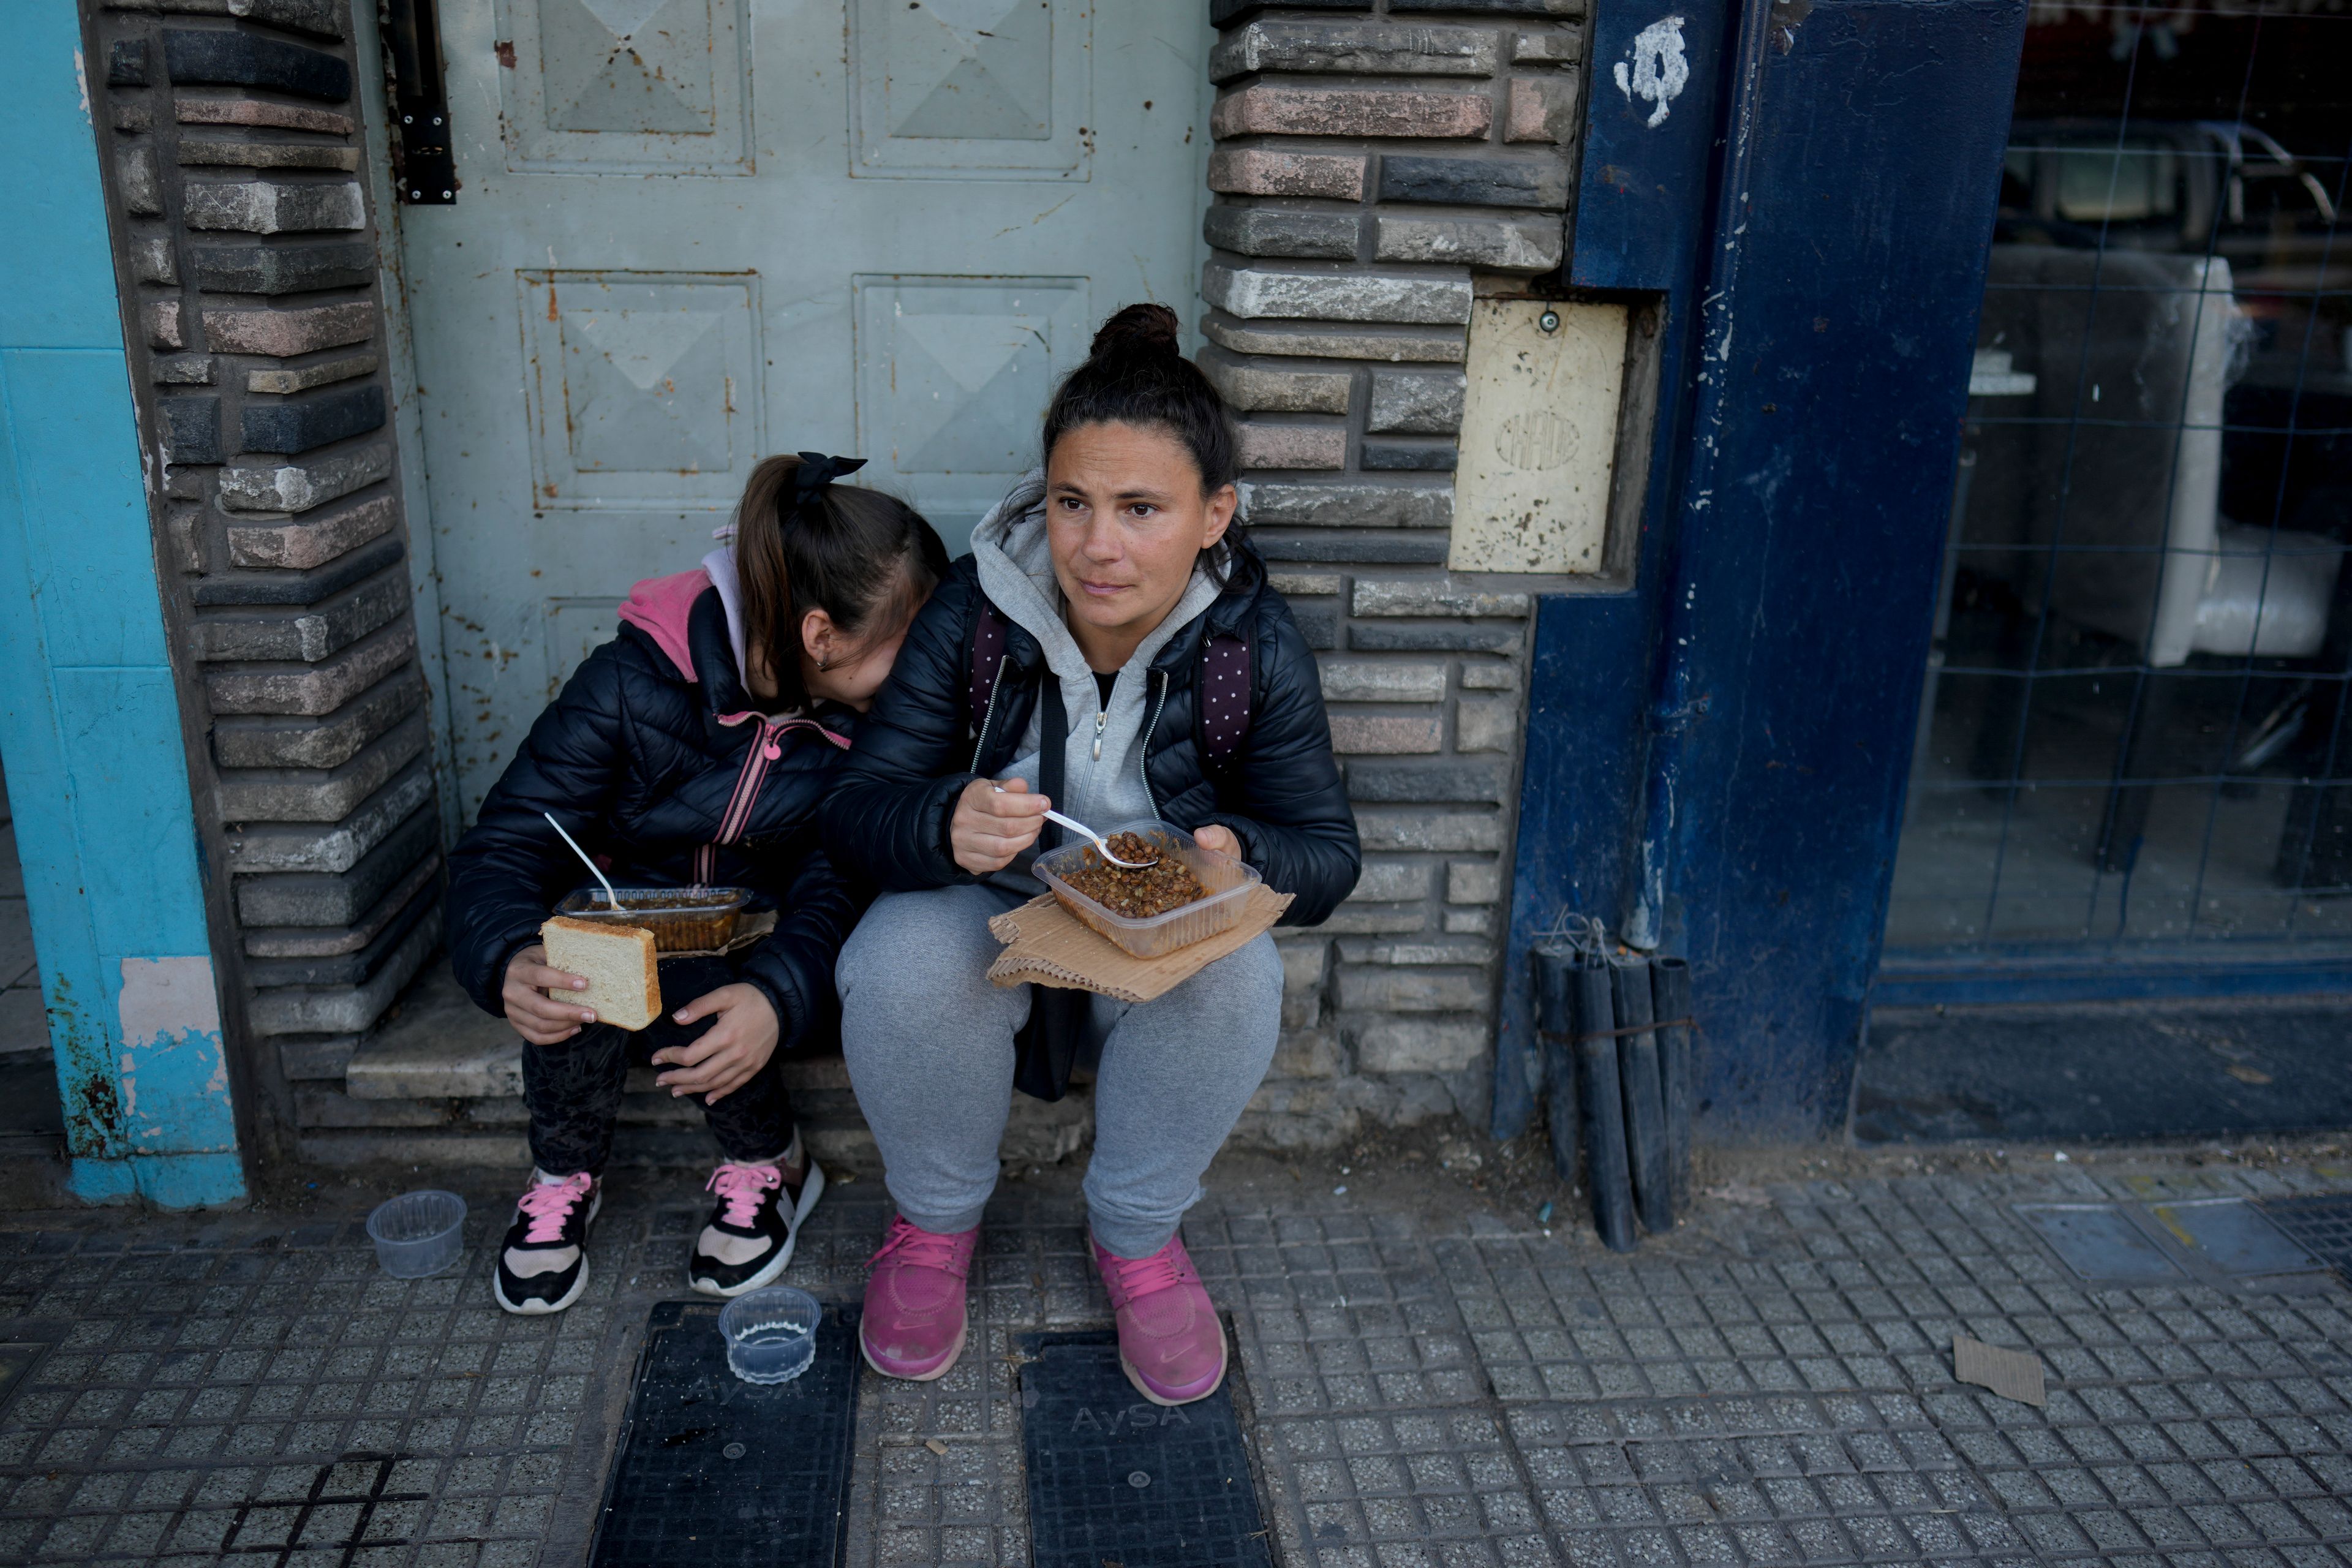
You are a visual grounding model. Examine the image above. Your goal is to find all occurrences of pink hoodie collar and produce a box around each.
[615,546,758,686]
[615,568,711,682]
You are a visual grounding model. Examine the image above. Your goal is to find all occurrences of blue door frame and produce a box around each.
[1496,0,2032,1141]
[0,7,247,1205]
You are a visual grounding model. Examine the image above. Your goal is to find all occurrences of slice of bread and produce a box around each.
[541,916,662,1033]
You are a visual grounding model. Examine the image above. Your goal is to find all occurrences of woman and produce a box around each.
[823,306,1359,1404]
[447,453,948,1314]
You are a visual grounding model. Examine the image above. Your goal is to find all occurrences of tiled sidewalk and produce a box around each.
[2,1150,2350,1567]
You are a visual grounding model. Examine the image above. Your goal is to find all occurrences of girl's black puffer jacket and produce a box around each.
[445,586,859,1044]
[820,536,1360,924]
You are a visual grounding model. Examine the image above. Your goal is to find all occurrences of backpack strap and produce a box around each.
[1199,625,1253,764]
[969,597,1009,742]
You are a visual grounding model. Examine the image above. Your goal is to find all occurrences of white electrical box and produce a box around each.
[1450,299,1627,575]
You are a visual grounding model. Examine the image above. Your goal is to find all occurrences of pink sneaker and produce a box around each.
[1092,1232,1227,1406]
[860,1216,979,1381]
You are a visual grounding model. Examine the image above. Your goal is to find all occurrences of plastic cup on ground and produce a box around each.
[719,1286,821,1385]
[366,1190,467,1278]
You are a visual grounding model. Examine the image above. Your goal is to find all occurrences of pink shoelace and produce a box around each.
[516,1171,594,1244]
[706,1162,783,1227]
[867,1216,975,1277]
[1095,1240,1196,1311]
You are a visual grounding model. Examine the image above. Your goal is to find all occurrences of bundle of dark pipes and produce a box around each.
[1531,922,1694,1252]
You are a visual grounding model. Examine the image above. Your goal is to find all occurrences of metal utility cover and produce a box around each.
[2015,1203,2185,1282]
[0,1343,49,1419]
[2150,1199,2319,1276]
[1450,299,1626,575]
[2261,1195,2352,1280]
[589,1301,861,1568]
[1020,1330,1272,1568]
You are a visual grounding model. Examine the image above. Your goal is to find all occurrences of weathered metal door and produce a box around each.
[401,1,1210,813]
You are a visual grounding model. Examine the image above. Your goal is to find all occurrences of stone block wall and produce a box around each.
[1207,0,1589,1147]
[81,0,440,1145]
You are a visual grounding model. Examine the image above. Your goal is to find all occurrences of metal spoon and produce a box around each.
[544,812,621,908]
[990,787,1158,867]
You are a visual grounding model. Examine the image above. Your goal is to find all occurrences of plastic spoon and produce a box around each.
[988,786,1157,867]
[543,812,621,908]
[1041,809,1159,869]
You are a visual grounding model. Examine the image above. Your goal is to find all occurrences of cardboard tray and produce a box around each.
[986,885,1294,1004]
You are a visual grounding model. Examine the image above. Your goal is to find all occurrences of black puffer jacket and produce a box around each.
[445,586,858,1045]
[821,536,1360,924]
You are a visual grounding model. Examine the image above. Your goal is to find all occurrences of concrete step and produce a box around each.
[325,960,1094,1170]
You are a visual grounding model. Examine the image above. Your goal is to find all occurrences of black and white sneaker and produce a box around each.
[493,1169,601,1315]
[687,1139,825,1297]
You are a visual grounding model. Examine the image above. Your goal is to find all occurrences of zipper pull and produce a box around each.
[761,722,783,761]
[1093,709,1107,762]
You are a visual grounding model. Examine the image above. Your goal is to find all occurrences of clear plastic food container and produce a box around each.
[554,886,748,952]
[366,1189,466,1278]
[718,1286,821,1385]
[1033,821,1261,959]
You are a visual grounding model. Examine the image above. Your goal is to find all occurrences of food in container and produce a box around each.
[1057,831,1207,917]
[1033,821,1261,959]
[553,886,749,952]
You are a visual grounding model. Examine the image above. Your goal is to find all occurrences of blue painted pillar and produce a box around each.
[0,8,246,1206]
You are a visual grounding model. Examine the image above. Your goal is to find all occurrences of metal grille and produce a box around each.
[588,1301,862,1568]
[1019,1331,1273,1568]
[1888,6,2352,956]
[215,1454,429,1566]
[2260,1193,2352,1279]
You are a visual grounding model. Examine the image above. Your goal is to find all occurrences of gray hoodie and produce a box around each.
[967,473,1224,884]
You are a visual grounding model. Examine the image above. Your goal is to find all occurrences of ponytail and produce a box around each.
[732,453,949,710]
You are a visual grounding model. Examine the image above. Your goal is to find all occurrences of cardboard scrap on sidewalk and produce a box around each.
[986,886,1294,1003]
[1953,1333,2046,1407]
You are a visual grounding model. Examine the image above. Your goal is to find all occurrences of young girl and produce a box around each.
[447,453,948,1315]
[823,307,1360,1404]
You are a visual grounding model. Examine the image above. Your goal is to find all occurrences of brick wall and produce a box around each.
[82,0,442,1145]
[1206,0,1589,1147]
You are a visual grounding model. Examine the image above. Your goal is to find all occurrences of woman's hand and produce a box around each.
[1193,824,1241,859]
[652,984,780,1105]
[503,944,594,1044]
[951,776,1049,874]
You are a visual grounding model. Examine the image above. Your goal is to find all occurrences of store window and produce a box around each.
[1887,1,2351,951]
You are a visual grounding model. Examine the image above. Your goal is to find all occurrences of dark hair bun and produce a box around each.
[1089,302,1182,360]
[1044,303,1237,499]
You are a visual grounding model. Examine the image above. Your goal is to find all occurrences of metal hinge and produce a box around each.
[382,0,456,204]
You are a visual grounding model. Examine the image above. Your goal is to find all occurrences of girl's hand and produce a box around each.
[951,776,1049,874]
[1193,824,1241,859]
[503,944,594,1044]
[652,984,780,1105]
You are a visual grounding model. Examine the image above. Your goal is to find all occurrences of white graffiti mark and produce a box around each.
[1613,17,1691,129]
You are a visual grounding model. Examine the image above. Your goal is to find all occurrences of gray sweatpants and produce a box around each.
[837,883,1284,1259]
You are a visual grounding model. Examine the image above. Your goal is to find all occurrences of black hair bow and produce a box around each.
[794,451,866,506]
